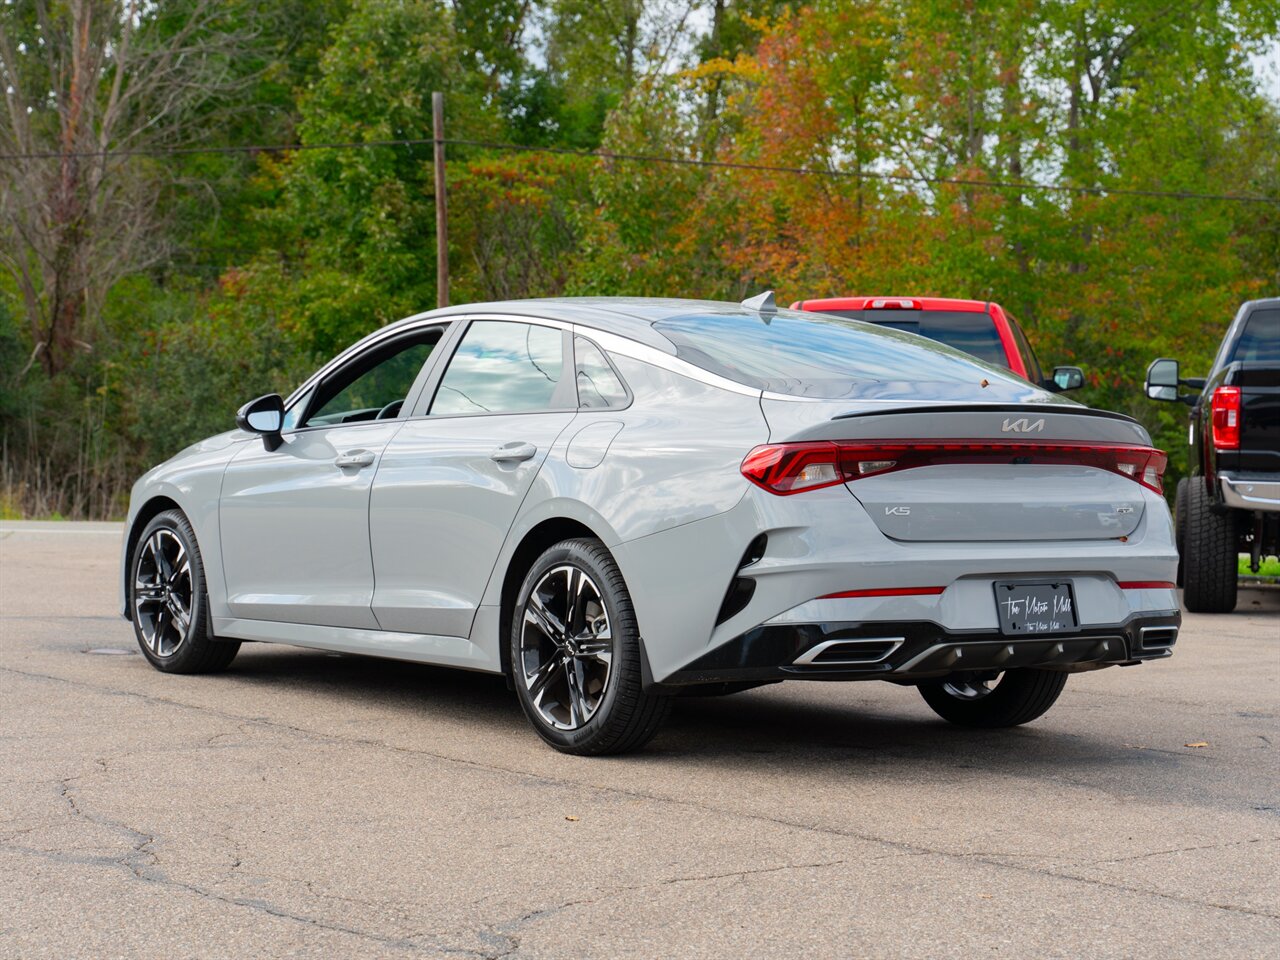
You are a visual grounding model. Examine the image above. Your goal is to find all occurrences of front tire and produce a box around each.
[510,538,670,755]
[1181,479,1238,613]
[129,510,240,674]
[918,669,1067,727]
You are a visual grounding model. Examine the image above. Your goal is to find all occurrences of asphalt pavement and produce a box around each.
[1,521,1278,959]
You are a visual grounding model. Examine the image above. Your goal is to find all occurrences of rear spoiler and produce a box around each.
[831,404,1142,426]
[781,403,1153,447]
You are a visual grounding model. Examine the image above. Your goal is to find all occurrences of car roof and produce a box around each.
[792,296,992,313]
[387,296,827,353]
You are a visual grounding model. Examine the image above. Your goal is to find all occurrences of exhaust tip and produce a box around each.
[793,638,904,666]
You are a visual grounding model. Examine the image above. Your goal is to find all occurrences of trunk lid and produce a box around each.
[760,401,1155,543]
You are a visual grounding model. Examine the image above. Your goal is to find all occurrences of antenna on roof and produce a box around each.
[741,290,777,317]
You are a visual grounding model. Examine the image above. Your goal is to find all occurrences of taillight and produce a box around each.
[741,441,1167,495]
[1210,386,1241,450]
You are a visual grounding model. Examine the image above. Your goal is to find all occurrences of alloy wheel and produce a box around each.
[133,528,193,658]
[519,564,614,730]
[940,673,1001,701]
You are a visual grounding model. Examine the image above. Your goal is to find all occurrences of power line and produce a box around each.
[449,138,1280,205]
[2,135,1277,205]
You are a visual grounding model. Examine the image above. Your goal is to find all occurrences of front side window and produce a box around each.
[575,337,629,408]
[430,321,567,416]
[303,330,441,427]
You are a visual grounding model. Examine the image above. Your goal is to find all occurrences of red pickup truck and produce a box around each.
[791,296,1083,392]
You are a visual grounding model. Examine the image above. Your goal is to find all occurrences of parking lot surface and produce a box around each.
[1,522,1278,958]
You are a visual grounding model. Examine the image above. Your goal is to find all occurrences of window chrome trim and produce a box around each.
[578,326,762,398]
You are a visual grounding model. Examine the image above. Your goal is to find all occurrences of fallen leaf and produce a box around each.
[1184,741,1209,748]
[564,815,579,822]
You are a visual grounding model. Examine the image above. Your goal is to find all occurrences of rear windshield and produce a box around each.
[1229,308,1280,363]
[824,309,1008,368]
[653,309,1035,400]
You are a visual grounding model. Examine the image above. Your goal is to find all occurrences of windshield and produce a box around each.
[653,308,1038,400]
[823,309,1008,368]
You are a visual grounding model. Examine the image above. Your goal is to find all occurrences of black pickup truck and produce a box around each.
[1144,298,1280,613]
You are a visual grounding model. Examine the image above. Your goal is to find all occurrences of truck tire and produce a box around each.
[1174,478,1188,586]
[1181,479,1238,613]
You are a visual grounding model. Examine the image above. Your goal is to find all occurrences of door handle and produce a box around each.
[334,450,376,469]
[490,441,537,463]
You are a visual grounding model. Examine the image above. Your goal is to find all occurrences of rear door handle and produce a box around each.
[335,450,376,469]
[490,441,537,463]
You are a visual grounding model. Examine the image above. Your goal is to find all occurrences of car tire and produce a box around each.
[1181,479,1238,613]
[917,669,1067,727]
[129,510,240,674]
[1174,477,1188,587]
[510,538,671,755]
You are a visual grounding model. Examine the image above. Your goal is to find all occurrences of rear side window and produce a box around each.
[1229,309,1280,363]
[574,337,629,408]
[827,309,1009,368]
[653,309,1027,399]
[430,321,568,416]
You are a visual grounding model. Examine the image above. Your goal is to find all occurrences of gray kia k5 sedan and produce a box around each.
[120,295,1181,754]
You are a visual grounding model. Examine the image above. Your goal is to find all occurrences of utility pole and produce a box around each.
[432,91,449,308]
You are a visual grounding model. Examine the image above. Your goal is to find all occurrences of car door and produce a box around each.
[219,323,449,629]
[369,317,579,636]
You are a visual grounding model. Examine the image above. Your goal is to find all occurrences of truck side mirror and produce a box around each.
[1051,366,1084,391]
[1144,358,1180,402]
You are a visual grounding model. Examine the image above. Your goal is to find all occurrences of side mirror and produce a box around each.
[236,394,285,451]
[1050,366,1084,392]
[1144,358,1180,403]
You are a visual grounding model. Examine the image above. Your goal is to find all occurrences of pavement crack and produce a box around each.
[39,760,435,954]
[659,858,846,886]
[7,664,1280,924]
[1080,835,1280,866]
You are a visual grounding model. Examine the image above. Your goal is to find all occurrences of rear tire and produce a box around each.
[510,538,670,755]
[1181,479,1238,613]
[129,510,240,674]
[918,669,1067,727]
[1174,477,1188,587]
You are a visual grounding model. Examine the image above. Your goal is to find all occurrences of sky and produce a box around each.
[1251,49,1280,102]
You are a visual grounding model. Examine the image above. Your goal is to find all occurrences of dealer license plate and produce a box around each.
[993,581,1079,635]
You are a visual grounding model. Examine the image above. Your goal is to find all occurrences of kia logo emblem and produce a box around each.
[1002,417,1046,433]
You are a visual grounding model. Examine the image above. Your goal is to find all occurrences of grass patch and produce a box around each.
[1239,556,1280,578]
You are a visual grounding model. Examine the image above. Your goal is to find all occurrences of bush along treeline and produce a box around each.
[1,0,1277,518]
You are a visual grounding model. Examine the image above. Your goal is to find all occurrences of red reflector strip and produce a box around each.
[1118,581,1176,590]
[819,586,946,599]
[741,440,1167,496]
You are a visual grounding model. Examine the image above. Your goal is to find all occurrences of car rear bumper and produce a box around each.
[1220,474,1280,512]
[651,610,1181,689]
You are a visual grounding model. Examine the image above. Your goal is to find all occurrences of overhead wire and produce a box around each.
[1,136,1276,205]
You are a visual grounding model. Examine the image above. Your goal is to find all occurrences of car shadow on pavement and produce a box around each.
[218,645,1188,789]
